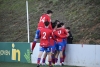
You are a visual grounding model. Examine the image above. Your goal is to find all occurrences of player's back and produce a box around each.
[60,28,68,35]
[49,36,55,46]
[54,28,67,42]
[40,28,52,47]
[38,14,51,28]
[49,28,56,46]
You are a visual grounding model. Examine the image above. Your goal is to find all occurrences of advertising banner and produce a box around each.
[0,42,30,63]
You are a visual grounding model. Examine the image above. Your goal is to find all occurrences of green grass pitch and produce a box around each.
[0,62,79,67]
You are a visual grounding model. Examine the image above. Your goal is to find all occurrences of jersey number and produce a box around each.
[58,30,61,35]
[40,17,45,23]
[43,32,46,39]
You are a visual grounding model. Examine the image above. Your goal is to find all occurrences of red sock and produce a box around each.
[31,41,36,51]
[60,57,63,63]
[55,58,58,63]
[52,58,55,64]
[52,56,55,64]
[42,58,46,63]
[62,48,66,62]
[63,55,66,62]
[49,61,52,66]
[37,58,41,64]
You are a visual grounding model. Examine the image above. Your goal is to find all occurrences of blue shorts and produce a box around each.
[63,39,67,46]
[39,46,51,52]
[55,41,64,51]
[34,29,40,39]
[50,42,56,53]
[63,39,67,51]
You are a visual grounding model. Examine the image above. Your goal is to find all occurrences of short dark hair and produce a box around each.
[57,22,64,28]
[51,20,60,29]
[54,20,60,24]
[44,21,49,26]
[47,10,53,14]
[66,27,70,30]
[51,22,56,29]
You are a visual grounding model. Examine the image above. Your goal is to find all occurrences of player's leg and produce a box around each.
[62,48,66,62]
[42,51,47,65]
[54,51,59,65]
[62,39,67,63]
[31,29,40,52]
[54,43,59,65]
[51,53,55,65]
[58,42,64,66]
[59,51,63,66]
[37,46,44,67]
[48,52,52,67]
[47,41,56,65]
[41,45,55,65]
[37,51,43,65]
[41,45,56,65]
[51,45,56,65]
[46,47,53,67]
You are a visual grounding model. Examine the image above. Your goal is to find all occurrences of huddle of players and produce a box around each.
[31,10,69,67]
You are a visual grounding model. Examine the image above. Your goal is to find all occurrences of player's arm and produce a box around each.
[49,22,52,30]
[51,32,56,41]
[47,16,52,29]
[58,34,67,38]
[54,31,67,38]
[63,28,68,35]
[63,28,69,37]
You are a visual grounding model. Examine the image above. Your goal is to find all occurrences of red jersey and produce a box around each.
[49,36,55,46]
[49,34,56,46]
[54,28,68,42]
[49,29,56,46]
[38,14,52,29]
[40,28,52,47]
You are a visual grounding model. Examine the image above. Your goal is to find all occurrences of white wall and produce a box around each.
[31,43,100,67]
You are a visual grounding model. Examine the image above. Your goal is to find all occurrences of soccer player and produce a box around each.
[37,21,53,67]
[41,21,58,65]
[53,23,69,66]
[62,26,69,63]
[62,27,73,63]
[31,10,53,52]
